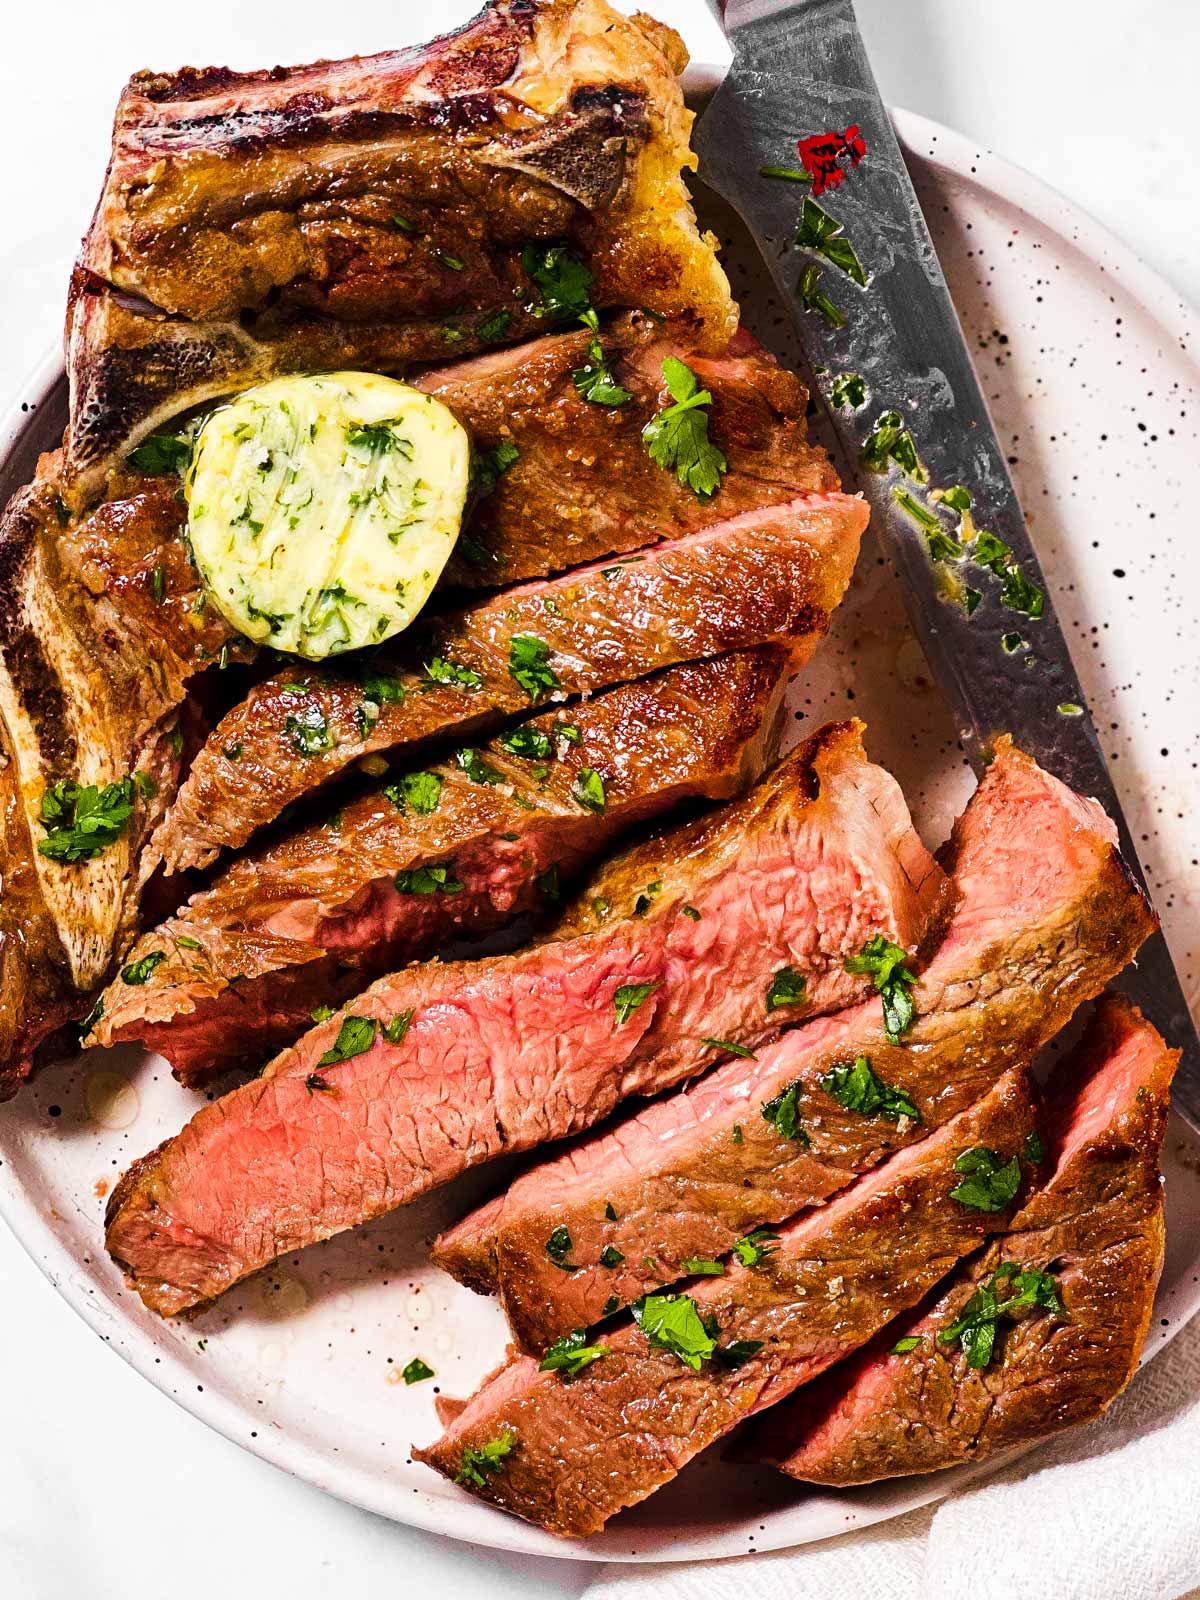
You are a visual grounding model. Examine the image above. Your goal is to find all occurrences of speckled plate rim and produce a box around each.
[0,104,1197,1565]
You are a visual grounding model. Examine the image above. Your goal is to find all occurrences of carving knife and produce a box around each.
[695,0,1200,1128]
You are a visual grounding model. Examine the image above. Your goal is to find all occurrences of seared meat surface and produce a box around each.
[745,995,1175,1482]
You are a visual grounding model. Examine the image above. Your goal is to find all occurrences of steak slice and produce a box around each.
[432,740,1155,1350]
[66,0,734,493]
[94,648,792,1080]
[423,316,837,588]
[0,470,250,1095]
[413,1068,1039,1538]
[744,994,1176,1483]
[105,720,943,1315]
[154,492,867,871]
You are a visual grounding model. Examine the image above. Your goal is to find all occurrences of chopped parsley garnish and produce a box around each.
[383,1009,415,1046]
[796,196,868,285]
[469,438,520,499]
[714,1339,765,1369]
[37,776,137,863]
[455,1431,515,1488]
[508,634,561,704]
[830,372,867,409]
[861,410,927,481]
[79,995,103,1038]
[765,966,808,1013]
[537,1328,609,1380]
[949,1146,1023,1213]
[731,1124,744,1145]
[632,1292,716,1370]
[613,979,659,1024]
[964,586,983,615]
[633,880,662,916]
[394,864,464,895]
[797,262,846,329]
[572,337,632,407]
[311,1005,335,1023]
[222,742,244,763]
[456,747,505,785]
[1058,702,1084,717]
[498,725,553,760]
[120,950,166,986]
[939,1262,1063,1368]
[150,563,166,603]
[1000,565,1045,618]
[318,1015,378,1068]
[892,485,943,534]
[821,1054,920,1124]
[681,904,702,921]
[642,357,728,500]
[544,1225,576,1271]
[890,1335,924,1355]
[424,656,483,692]
[761,1079,809,1144]
[573,767,607,813]
[599,1244,624,1268]
[759,164,814,184]
[402,1357,435,1384]
[681,1257,725,1276]
[305,1073,335,1096]
[359,667,406,709]
[844,935,917,1043]
[127,434,190,475]
[384,771,443,815]
[175,935,201,951]
[733,1227,780,1268]
[286,706,335,757]
[346,419,412,455]
[701,1038,757,1059]
[1001,631,1027,653]
[437,250,465,272]
[477,310,512,343]
[601,1295,620,1317]
[536,863,561,900]
[604,1200,618,1222]
[973,528,1013,576]
[1025,1131,1046,1164]
[522,241,594,323]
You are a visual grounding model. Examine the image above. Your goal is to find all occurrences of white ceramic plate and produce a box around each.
[1,103,1198,1565]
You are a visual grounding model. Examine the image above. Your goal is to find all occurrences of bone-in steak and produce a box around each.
[744,995,1176,1484]
[66,0,735,493]
[104,721,942,1315]
[153,493,867,871]
[434,740,1154,1350]
[94,648,792,1080]
[414,1069,1039,1538]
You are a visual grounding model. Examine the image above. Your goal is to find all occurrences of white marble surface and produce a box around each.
[1,3,1197,1596]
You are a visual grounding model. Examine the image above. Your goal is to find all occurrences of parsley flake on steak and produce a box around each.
[844,935,917,1042]
[37,776,138,864]
[821,1054,920,1125]
[642,357,727,500]
[632,1291,716,1370]
[538,1328,609,1380]
[317,1015,378,1068]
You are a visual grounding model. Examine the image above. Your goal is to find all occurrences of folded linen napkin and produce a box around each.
[587,1313,1200,1600]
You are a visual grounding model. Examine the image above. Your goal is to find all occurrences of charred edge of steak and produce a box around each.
[0,482,79,779]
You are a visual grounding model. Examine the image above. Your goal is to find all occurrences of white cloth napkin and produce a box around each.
[587,1313,1200,1600]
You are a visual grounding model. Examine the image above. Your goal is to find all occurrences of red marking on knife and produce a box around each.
[798,126,867,195]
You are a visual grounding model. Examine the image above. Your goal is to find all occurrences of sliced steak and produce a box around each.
[94,648,792,1080]
[67,0,735,493]
[0,471,248,1095]
[423,316,837,588]
[413,1068,1039,1538]
[154,493,867,871]
[105,720,942,1315]
[433,740,1155,1349]
[745,994,1176,1483]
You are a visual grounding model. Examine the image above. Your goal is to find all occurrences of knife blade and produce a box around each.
[695,0,1200,1129]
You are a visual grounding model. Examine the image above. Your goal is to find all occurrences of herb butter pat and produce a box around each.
[186,373,469,660]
